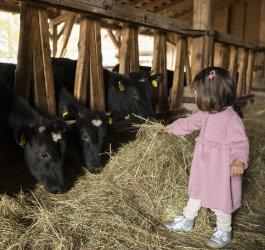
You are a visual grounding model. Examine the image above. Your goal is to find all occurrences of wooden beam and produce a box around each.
[170,35,186,110]
[74,16,90,104]
[51,25,58,57]
[190,0,214,81]
[129,26,139,73]
[119,24,131,75]
[0,2,20,13]
[49,12,71,26]
[152,31,168,113]
[32,7,56,117]
[55,13,76,57]
[15,2,33,99]
[107,28,121,50]
[27,0,191,33]
[88,18,105,111]
[237,47,248,97]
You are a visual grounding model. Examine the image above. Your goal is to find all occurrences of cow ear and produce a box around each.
[15,127,33,148]
[150,73,163,88]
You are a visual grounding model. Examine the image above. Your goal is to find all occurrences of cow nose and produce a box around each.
[45,184,65,194]
[88,166,102,174]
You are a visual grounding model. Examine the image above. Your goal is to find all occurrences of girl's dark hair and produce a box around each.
[192,67,243,118]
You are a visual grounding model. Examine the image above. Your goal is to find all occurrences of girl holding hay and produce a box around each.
[164,67,249,249]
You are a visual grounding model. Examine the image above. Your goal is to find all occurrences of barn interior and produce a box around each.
[0,0,265,249]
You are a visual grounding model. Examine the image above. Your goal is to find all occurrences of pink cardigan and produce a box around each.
[166,107,249,213]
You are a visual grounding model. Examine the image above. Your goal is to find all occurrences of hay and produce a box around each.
[0,99,265,249]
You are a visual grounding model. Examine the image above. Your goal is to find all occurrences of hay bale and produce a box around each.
[0,100,265,249]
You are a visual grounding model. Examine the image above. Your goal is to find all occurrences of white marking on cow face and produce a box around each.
[52,132,62,142]
[66,120,77,125]
[92,119,102,127]
[139,78,146,83]
[125,114,130,120]
[38,126,46,133]
[105,111,111,116]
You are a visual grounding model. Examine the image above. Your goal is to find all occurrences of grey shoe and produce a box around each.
[207,227,231,248]
[164,215,194,232]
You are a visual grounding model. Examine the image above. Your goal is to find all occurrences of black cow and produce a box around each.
[0,62,108,173]
[0,79,69,194]
[51,58,163,122]
[58,88,107,173]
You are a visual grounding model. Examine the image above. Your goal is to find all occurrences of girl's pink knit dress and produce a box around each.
[167,107,249,213]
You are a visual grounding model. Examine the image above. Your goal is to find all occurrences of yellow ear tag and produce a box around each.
[108,117,112,124]
[152,80,158,88]
[63,112,68,117]
[20,133,27,146]
[118,81,125,92]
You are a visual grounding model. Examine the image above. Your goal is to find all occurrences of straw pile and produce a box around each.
[0,98,265,249]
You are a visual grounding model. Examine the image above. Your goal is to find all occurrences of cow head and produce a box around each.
[15,118,69,194]
[105,70,163,122]
[59,89,107,173]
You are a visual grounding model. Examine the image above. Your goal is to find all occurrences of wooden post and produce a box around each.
[152,31,168,113]
[214,42,227,68]
[119,24,131,75]
[119,24,139,75]
[56,13,76,57]
[237,47,248,97]
[74,17,90,104]
[51,25,58,57]
[31,8,56,117]
[15,2,33,99]
[190,0,214,83]
[88,19,105,111]
[129,26,139,73]
[170,35,186,110]
[227,46,238,82]
[245,49,254,95]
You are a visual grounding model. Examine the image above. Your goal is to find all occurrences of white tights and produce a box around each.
[183,198,232,232]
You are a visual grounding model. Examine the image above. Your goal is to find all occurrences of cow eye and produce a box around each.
[82,133,90,142]
[40,152,49,160]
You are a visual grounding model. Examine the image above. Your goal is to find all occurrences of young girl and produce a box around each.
[164,67,249,249]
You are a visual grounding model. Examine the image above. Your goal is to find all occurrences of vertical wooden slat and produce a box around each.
[237,47,248,97]
[214,42,227,68]
[74,17,90,104]
[88,19,105,111]
[56,13,76,58]
[245,49,255,95]
[129,26,139,73]
[15,2,33,99]
[119,24,139,75]
[170,35,186,110]
[32,8,56,117]
[152,32,168,113]
[119,24,131,75]
[190,0,214,81]
[228,46,238,81]
[185,37,192,87]
[52,25,58,57]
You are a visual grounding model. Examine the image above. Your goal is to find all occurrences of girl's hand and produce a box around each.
[230,160,244,176]
[164,126,172,134]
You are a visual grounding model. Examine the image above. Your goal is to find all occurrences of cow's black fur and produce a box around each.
[0,79,69,194]
[58,88,107,173]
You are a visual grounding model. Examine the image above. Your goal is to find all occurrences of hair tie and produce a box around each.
[207,70,215,80]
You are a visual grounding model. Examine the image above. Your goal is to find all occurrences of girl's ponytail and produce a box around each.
[233,101,243,118]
